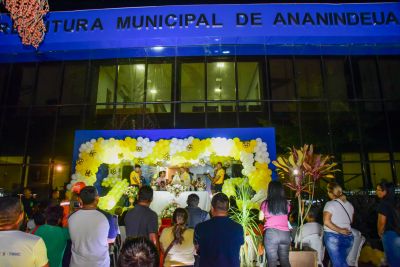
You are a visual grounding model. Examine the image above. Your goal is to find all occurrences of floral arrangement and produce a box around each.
[69,136,272,194]
[123,186,139,199]
[166,184,188,197]
[273,144,339,249]
[160,202,180,219]
[193,180,206,191]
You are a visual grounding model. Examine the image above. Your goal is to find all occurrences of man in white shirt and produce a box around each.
[68,186,117,267]
[0,197,48,267]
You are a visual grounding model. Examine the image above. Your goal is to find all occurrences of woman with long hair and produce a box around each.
[260,180,291,267]
[323,182,354,267]
[376,181,400,267]
[159,208,195,267]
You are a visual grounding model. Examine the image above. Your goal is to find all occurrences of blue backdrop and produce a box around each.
[0,3,399,62]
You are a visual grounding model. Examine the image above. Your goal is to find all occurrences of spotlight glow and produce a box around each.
[55,165,63,172]
[152,46,164,51]
[136,64,145,71]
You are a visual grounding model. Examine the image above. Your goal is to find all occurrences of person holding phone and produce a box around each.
[206,162,225,193]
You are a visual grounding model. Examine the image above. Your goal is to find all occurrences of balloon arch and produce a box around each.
[69,128,276,210]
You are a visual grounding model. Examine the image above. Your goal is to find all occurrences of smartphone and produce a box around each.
[72,201,81,209]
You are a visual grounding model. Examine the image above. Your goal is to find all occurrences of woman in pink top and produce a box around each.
[260,181,291,267]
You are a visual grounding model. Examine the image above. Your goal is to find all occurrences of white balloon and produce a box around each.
[66,184,72,190]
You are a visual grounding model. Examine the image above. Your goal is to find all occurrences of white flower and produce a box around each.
[160,202,180,218]
[123,186,139,199]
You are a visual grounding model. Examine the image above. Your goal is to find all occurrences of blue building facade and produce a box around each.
[0,2,399,193]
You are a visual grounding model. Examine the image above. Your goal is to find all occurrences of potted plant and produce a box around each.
[273,145,339,266]
[123,186,139,208]
[229,178,263,266]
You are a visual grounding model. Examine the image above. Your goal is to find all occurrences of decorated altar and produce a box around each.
[68,128,276,211]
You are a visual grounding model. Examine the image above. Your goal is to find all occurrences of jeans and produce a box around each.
[382,231,400,267]
[264,228,291,267]
[324,231,354,267]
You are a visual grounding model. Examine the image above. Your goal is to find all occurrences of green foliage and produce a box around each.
[273,144,340,249]
[229,178,262,266]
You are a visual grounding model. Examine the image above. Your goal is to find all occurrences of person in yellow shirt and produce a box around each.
[207,162,225,193]
[130,164,142,187]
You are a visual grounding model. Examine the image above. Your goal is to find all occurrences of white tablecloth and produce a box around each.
[150,191,211,215]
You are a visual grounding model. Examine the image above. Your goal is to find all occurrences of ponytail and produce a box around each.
[172,224,186,245]
[171,208,189,245]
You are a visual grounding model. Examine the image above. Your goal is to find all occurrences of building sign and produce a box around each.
[0,3,399,61]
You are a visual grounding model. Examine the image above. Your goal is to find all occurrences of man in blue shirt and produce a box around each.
[186,193,210,229]
[194,193,244,267]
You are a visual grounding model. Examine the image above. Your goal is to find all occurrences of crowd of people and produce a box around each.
[0,179,399,267]
[0,184,243,267]
[259,181,400,267]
